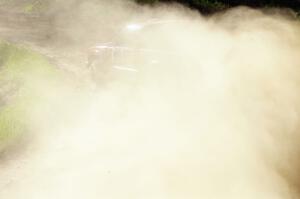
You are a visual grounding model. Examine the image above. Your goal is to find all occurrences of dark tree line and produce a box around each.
[135,0,300,13]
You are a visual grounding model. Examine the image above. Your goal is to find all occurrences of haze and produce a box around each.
[1,0,300,198]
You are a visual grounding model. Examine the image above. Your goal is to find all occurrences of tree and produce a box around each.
[134,0,300,13]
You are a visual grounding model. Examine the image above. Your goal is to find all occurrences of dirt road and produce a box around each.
[0,9,89,77]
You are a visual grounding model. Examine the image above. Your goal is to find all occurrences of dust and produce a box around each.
[1,1,300,199]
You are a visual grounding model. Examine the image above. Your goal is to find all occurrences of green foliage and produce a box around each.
[192,0,226,9]
[134,0,227,12]
[24,1,42,13]
[135,0,159,4]
[1,0,300,14]
[189,0,227,12]
[23,0,51,13]
[134,0,300,13]
[0,42,60,151]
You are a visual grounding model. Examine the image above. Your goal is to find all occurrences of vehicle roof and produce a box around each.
[123,19,186,31]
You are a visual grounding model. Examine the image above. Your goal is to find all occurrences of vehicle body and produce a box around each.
[86,19,186,84]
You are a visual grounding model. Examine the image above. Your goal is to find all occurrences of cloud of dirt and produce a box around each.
[2,1,300,199]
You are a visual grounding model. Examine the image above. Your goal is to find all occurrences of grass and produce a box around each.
[0,41,61,152]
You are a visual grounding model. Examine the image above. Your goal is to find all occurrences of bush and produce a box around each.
[0,41,60,152]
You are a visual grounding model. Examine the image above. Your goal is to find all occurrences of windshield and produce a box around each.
[118,20,185,51]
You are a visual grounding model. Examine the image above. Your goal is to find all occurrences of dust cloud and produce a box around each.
[1,0,300,198]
